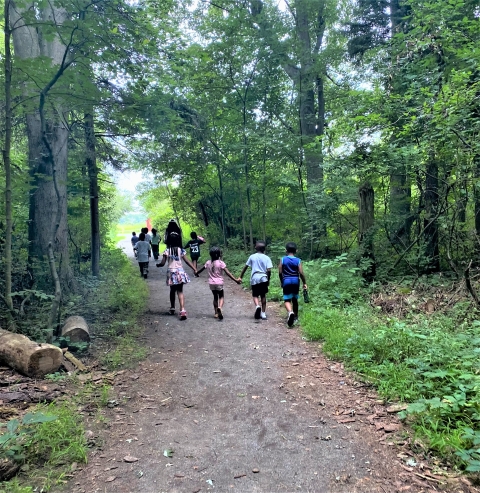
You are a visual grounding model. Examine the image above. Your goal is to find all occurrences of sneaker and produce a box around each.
[169,308,175,315]
[254,306,261,320]
[144,273,148,279]
[287,312,295,327]
[180,310,187,320]
[214,312,219,319]
[217,307,223,320]
[260,312,267,320]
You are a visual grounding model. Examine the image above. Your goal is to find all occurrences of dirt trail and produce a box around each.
[71,240,469,493]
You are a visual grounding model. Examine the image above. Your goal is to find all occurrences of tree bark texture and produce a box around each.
[423,156,440,272]
[358,182,376,281]
[0,327,63,377]
[85,112,100,277]
[61,315,90,343]
[4,0,14,314]
[10,0,72,283]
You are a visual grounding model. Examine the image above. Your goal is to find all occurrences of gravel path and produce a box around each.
[70,239,471,493]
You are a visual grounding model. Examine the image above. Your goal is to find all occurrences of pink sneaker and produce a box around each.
[180,310,187,320]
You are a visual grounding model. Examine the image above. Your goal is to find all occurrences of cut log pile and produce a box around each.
[0,316,90,378]
[61,315,90,343]
[0,328,63,378]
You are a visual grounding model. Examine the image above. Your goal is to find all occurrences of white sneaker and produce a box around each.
[287,312,295,327]
[260,312,267,320]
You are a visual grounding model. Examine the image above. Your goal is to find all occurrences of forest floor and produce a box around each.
[66,239,477,493]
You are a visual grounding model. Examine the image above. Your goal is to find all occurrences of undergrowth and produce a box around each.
[0,402,87,493]
[300,253,480,473]
[1,246,148,491]
[68,247,148,369]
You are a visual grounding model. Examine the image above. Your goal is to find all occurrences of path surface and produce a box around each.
[71,239,469,493]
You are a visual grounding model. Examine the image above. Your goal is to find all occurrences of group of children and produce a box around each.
[133,221,308,327]
[131,227,162,278]
[132,221,308,325]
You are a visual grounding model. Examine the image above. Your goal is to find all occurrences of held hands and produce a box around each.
[235,278,242,284]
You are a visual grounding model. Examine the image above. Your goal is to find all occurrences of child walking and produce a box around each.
[239,241,273,320]
[184,232,205,270]
[278,242,307,327]
[196,247,241,320]
[156,230,196,320]
[131,231,139,257]
[150,228,160,260]
[134,232,151,278]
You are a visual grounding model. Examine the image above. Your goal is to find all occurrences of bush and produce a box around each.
[301,293,480,469]
[302,253,365,307]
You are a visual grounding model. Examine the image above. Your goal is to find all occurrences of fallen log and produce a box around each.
[64,351,87,371]
[61,316,90,343]
[0,328,63,378]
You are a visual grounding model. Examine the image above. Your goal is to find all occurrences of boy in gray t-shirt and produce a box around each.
[239,241,273,320]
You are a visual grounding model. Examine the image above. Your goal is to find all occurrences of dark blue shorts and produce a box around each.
[283,282,300,300]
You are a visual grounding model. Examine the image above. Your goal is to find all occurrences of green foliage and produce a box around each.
[0,480,33,493]
[302,294,480,469]
[0,413,57,462]
[24,403,87,469]
[302,254,364,307]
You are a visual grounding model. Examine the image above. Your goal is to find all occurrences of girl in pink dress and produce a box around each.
[156,230,196,320]
[196,247,241,320]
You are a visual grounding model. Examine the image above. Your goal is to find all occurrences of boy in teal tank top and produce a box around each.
[278,242,307,327]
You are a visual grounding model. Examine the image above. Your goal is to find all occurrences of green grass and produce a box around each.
[0,401,88,492]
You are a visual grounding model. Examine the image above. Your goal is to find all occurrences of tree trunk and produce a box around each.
[389,168,411,246]
[10,1,73,287]
[0,328,63,377]
[474,155,480,237]
[3,0,13,315]
[85,112,100,277]
[214,160,227,247]
[358,182,376,281]
[457,178,467,223]
[424,156,440,272]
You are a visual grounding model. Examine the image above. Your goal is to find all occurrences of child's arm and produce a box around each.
[267,267,272,283]
[224,267,241,284]
[239,264,249,281]
[156,254,167,268]
[299,263,307,290]
[278,260,283,284]
[182,253,197,274]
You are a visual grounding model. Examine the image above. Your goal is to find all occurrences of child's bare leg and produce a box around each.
[261,295,267,312]
[285,300,293,313]
[292,298,299,317]
[178,291,185,311]
[192,259,197,270]
[253,296,261,307]
[218,292,225,309]
[170,288,176,309]
[213,292,219,311]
